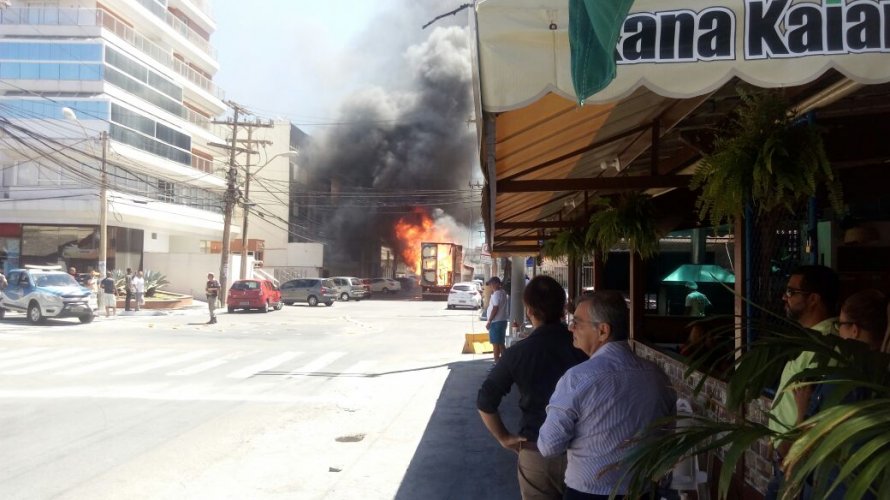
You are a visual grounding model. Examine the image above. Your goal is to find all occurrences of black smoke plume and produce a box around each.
[301,22,476,275]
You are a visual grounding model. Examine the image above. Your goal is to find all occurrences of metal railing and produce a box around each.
[134,0,217,58]
[191,155,214,173]
[184,107,211,129]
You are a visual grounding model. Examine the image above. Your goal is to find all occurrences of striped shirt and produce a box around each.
[537,341,676,495]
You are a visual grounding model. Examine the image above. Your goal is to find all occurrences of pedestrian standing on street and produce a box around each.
[205,272,220,324]
[132,270,145,312]
[100,271,117,317]
[124,268,134,311]
[68,266,77,278]
[477,275,588,500]
[485,276,509,364]
[537,291,676,499]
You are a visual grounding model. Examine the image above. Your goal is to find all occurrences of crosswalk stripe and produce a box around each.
[166,351,256,376]
[340,360,378,376]
[58,349,174,375]
[288,351,347,375]
[0,348,86,370]
[1,348,132,375]
[226,351,302,379]
[0,347,48,361]
[113,350,217,375]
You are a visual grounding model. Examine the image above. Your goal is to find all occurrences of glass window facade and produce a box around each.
[0,42,102,61]
[104,47,183,116]
[0,62,103,80]
[20,225,143,272]
[0,98,110,120]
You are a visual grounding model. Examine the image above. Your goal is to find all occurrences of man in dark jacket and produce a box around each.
[477,275,588,499]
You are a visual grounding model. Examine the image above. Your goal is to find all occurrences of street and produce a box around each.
[0,298,521,500]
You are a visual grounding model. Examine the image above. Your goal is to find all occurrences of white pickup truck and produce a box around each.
[0,267,97,324]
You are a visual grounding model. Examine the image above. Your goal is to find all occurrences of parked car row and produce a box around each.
[225,275,374,313]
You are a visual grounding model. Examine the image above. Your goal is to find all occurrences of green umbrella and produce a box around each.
[662,264,735,284]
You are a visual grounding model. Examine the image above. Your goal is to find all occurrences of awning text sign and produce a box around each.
[475,0,890,111]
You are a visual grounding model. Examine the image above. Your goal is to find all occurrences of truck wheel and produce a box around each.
[79,313,94,324]
[28,302,45,325]
[308,296,319,307]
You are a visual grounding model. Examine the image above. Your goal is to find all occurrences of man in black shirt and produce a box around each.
[477,275,588,499]
[100,271,116,318]
[205,272,220,324]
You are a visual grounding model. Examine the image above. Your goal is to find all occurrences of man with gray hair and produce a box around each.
[537,291,676,499]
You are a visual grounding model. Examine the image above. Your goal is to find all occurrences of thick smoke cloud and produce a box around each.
[302,18,477,271]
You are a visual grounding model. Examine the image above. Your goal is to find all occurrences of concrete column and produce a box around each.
[510,256,525,327]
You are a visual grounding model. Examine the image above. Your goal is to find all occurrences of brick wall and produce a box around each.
[633,341,773,497]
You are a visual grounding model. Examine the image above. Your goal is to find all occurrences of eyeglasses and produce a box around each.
[568,316,600,329]
[833,320,856,329]
[783,287,811,298]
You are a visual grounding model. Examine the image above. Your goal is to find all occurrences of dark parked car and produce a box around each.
[226,279,282,313]
[280,278,336,307]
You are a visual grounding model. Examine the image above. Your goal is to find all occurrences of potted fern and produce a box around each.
[691,89,842,227]
[585,192,660,261]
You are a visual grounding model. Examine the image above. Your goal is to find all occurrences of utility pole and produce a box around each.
[236,124,273,279]
[212,102,246,305]
[98,130,108,275]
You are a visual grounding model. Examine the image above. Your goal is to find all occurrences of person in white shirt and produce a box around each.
[485,276,509,364]
[132,270,146,311]
[538,291,676,499]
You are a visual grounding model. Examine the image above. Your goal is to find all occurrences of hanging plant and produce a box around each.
[541,227,589,261]
[691,90,843,227]
[586,192,660,261]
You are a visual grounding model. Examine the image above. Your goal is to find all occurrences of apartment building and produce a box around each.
[0,0,228,288]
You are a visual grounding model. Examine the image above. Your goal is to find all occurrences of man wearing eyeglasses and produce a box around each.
[765,265,839,500]
[537,291,675,499]
[477,276,588,499]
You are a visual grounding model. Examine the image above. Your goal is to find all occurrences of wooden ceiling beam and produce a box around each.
[498,175,693,193]
[497,220,576,229]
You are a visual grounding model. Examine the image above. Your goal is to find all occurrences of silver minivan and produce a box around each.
[280,278,336,307]
[329,276,369,301]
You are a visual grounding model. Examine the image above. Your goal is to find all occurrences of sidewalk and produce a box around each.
[99,300,210,318]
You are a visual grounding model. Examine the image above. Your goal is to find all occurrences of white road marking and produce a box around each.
[113,350,217,375]
[166,350,256,376]
[226,351,302,379]
[0,347,48,361]
[58,349,174,375]
[0,348,86,370]
[288,351,347,375]
[1,348,132,375]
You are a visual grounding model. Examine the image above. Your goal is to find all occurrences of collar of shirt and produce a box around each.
[590,340,629,360]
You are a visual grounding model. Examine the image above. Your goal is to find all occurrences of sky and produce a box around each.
[211,0,470,134]
[209,1,484,252]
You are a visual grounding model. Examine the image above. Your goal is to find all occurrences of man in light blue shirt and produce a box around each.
[537,291,676,499]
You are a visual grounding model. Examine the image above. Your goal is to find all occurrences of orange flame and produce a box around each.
[394,208,457,274]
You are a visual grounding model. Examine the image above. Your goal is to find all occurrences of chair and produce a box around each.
[668,398,710,500]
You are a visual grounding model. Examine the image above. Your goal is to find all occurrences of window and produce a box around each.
[157,180,175,203]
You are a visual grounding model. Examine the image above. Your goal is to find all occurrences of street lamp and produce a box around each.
[239,150,298,279]
[63,107,109,275]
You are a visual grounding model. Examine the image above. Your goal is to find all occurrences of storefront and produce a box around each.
[1,224,144,274]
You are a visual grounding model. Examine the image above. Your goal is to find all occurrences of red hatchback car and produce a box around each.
[226,279,283,313]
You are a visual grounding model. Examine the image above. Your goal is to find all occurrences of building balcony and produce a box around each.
[132,0,217,59]
[0,7,225,105]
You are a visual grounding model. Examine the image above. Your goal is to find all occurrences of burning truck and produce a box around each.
[420,242,462,301]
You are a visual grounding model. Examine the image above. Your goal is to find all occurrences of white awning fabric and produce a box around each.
[477,0,890,112]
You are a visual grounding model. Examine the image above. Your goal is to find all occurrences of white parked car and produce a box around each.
[0,266,97,324]
[368,278,401,293]
[447,282,483,310]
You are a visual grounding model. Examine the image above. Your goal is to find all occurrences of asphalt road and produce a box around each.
[0,297,521,500]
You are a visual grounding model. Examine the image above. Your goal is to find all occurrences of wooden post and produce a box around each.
[734,215,746,360]
[629,253,645,340]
